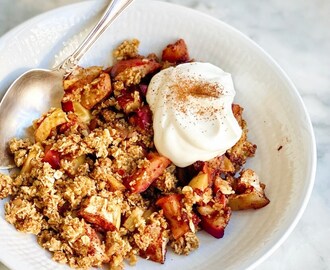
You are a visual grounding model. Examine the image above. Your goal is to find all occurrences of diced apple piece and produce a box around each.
[219,156,235,173]
[61,100,74,112]
[133,212,169,264]
[123,207,144,232]
[197,204,215,216]
[21,143,43,174]
[199,209,231,239]
[128,105,153,131]
[214,177,235,195]
[228,169,270,210]
[73,154,86,168]
[161,39,190,63]
[111,58,144,78]
[73,101,92,123]
[124,153,171,194]
[139,228,168,264]
[111,58,160,78]
[106,174,126,192]
[188,172,209,191]
[156,194,190,240]
[34,108,68,142]
[80,72,112,109]
[78,195,121,231]
[228,192,270,211]
[63,66,102,92]
[142,208,154,220]
[62,155,86,176]
[116,90,141,114]
[197,203,231,239]
[42,149,61,169]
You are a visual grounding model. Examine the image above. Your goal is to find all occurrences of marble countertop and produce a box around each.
[0,0,329,269]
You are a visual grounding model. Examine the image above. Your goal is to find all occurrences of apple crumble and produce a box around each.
[0,39,269,269]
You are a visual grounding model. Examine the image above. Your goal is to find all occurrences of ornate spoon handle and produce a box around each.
[55,0,134,74]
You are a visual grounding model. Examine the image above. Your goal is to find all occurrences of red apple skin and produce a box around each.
[110,59,145,78]
[138,84,148,97]
[129,105,153,131]
[42,149,61,169]
[123,153,171,194]
[161,39,190,63]
[156,194,190,240]
[61,100,74,112]
[110,58,160,79]
[198,198,231,239]
[199,215,225,239]
[57,120,75,134]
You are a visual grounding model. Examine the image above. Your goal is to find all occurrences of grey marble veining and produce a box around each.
[0,0,329,269]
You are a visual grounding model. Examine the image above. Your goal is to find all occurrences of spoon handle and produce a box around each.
[55,0,134,74]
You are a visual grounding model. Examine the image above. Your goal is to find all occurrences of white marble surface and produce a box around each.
[0,0,329,269]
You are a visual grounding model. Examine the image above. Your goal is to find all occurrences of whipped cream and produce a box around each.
[146,62,242,167]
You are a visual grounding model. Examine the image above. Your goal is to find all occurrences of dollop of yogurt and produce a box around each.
[146,62,242,167]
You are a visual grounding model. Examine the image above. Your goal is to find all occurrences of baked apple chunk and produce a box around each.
[156,194,190,240]
[34,108,68,142]
[124,152,171,194]
[197,201,231,239]
[78,195,122,231]
[161,38,190,63]
[228,169,270,210]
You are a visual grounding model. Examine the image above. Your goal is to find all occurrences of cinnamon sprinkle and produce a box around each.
[169,75,224,118]
[171,76,222,102]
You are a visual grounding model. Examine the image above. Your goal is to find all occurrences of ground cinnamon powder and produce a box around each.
[169,74,224,118]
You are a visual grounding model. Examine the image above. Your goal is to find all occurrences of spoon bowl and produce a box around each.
[0,0,134,169]
[0,69,64,168]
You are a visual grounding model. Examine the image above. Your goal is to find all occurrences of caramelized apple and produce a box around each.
[161,39,190,63]
[34,108,68,142]
[21,143,43,174]
[78,195,121,231]
[72,101,92,123]
[124,152,171,193]
[156,194,190,239]
[139,226,168,264]
[80,72,112,110]
[42,149,61,170]
[129,105,153,131]
[188,172,209,191]
[61,100,74,112]
[63,66,102,92]
[228,169,270,210]
[116,89,141,114]
[197,202,231,239]
[110,58,160,79]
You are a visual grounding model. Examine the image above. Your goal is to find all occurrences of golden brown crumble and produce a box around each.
[0,39,269,269]
[113,39,140,61]
[115,67,144,87]
[5,197,44,234]
[153,164,178,192]
[0,174,13,198]
[170,232,199,255]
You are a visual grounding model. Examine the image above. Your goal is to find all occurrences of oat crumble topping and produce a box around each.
[0,39,269,269]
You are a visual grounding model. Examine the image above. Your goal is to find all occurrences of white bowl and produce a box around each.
[0,1,316,270]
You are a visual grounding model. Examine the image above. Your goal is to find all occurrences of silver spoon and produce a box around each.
[0,0,134,169]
